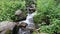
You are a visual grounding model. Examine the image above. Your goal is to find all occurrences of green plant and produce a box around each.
[34,0,60,34]
[0,0,26,21]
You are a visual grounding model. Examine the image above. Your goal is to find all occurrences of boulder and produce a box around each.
[11,9,27,22]
[0,21,16,31]
[15,9,22,16]
[13,9,27,22]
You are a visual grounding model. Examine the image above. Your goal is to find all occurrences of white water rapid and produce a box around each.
[18,11,36,34]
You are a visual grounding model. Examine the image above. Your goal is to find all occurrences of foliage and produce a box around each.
[34,0,56,23]
[0,0,60,34]
[34,0,60,34]
[0,0,26,21]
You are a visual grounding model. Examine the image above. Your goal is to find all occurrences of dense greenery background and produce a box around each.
[0,0,60,34]
[34,0,60,34]
[0,0,26,21]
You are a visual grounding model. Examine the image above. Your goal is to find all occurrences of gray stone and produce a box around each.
[15,9,22,16]
[0,21,16,34]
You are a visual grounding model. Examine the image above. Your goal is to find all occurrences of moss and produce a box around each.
[5,29,12,34]
[32,31,36,34]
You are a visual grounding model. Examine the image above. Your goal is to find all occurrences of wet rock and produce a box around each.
[12,24,19,34]
[0,30,6,34]
[5,29,12,34]
[0,21,16,34]
[11,9,27,22]
[18,28,31,34]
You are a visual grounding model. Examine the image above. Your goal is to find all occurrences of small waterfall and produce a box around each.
[18,5,36,34]
[18,11,36,34]
[25,12,36,27]
[0,0,37,34]
[18,0,36,34]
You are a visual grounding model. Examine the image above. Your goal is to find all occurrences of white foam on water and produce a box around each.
[18,12,36,34]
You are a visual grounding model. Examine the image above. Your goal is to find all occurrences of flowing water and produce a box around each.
[0,0,36,34]
[18,11,36,34]
[18,0,36,34]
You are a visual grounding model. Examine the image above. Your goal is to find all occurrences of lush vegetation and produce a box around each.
[34,0,60,34]
[0,0,60,34]
[0,0,26,21]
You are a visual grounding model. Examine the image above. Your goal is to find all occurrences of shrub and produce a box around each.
[34,0,60,34]
[0,0,26,21]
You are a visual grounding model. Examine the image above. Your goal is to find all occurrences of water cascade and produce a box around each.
[18,0,36,34]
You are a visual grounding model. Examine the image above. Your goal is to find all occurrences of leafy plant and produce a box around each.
[34,0,60,34]
[0,0,26,21]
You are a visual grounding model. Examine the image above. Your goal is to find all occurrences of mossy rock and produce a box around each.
[32,31,36,34]
[5,29,12,34]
